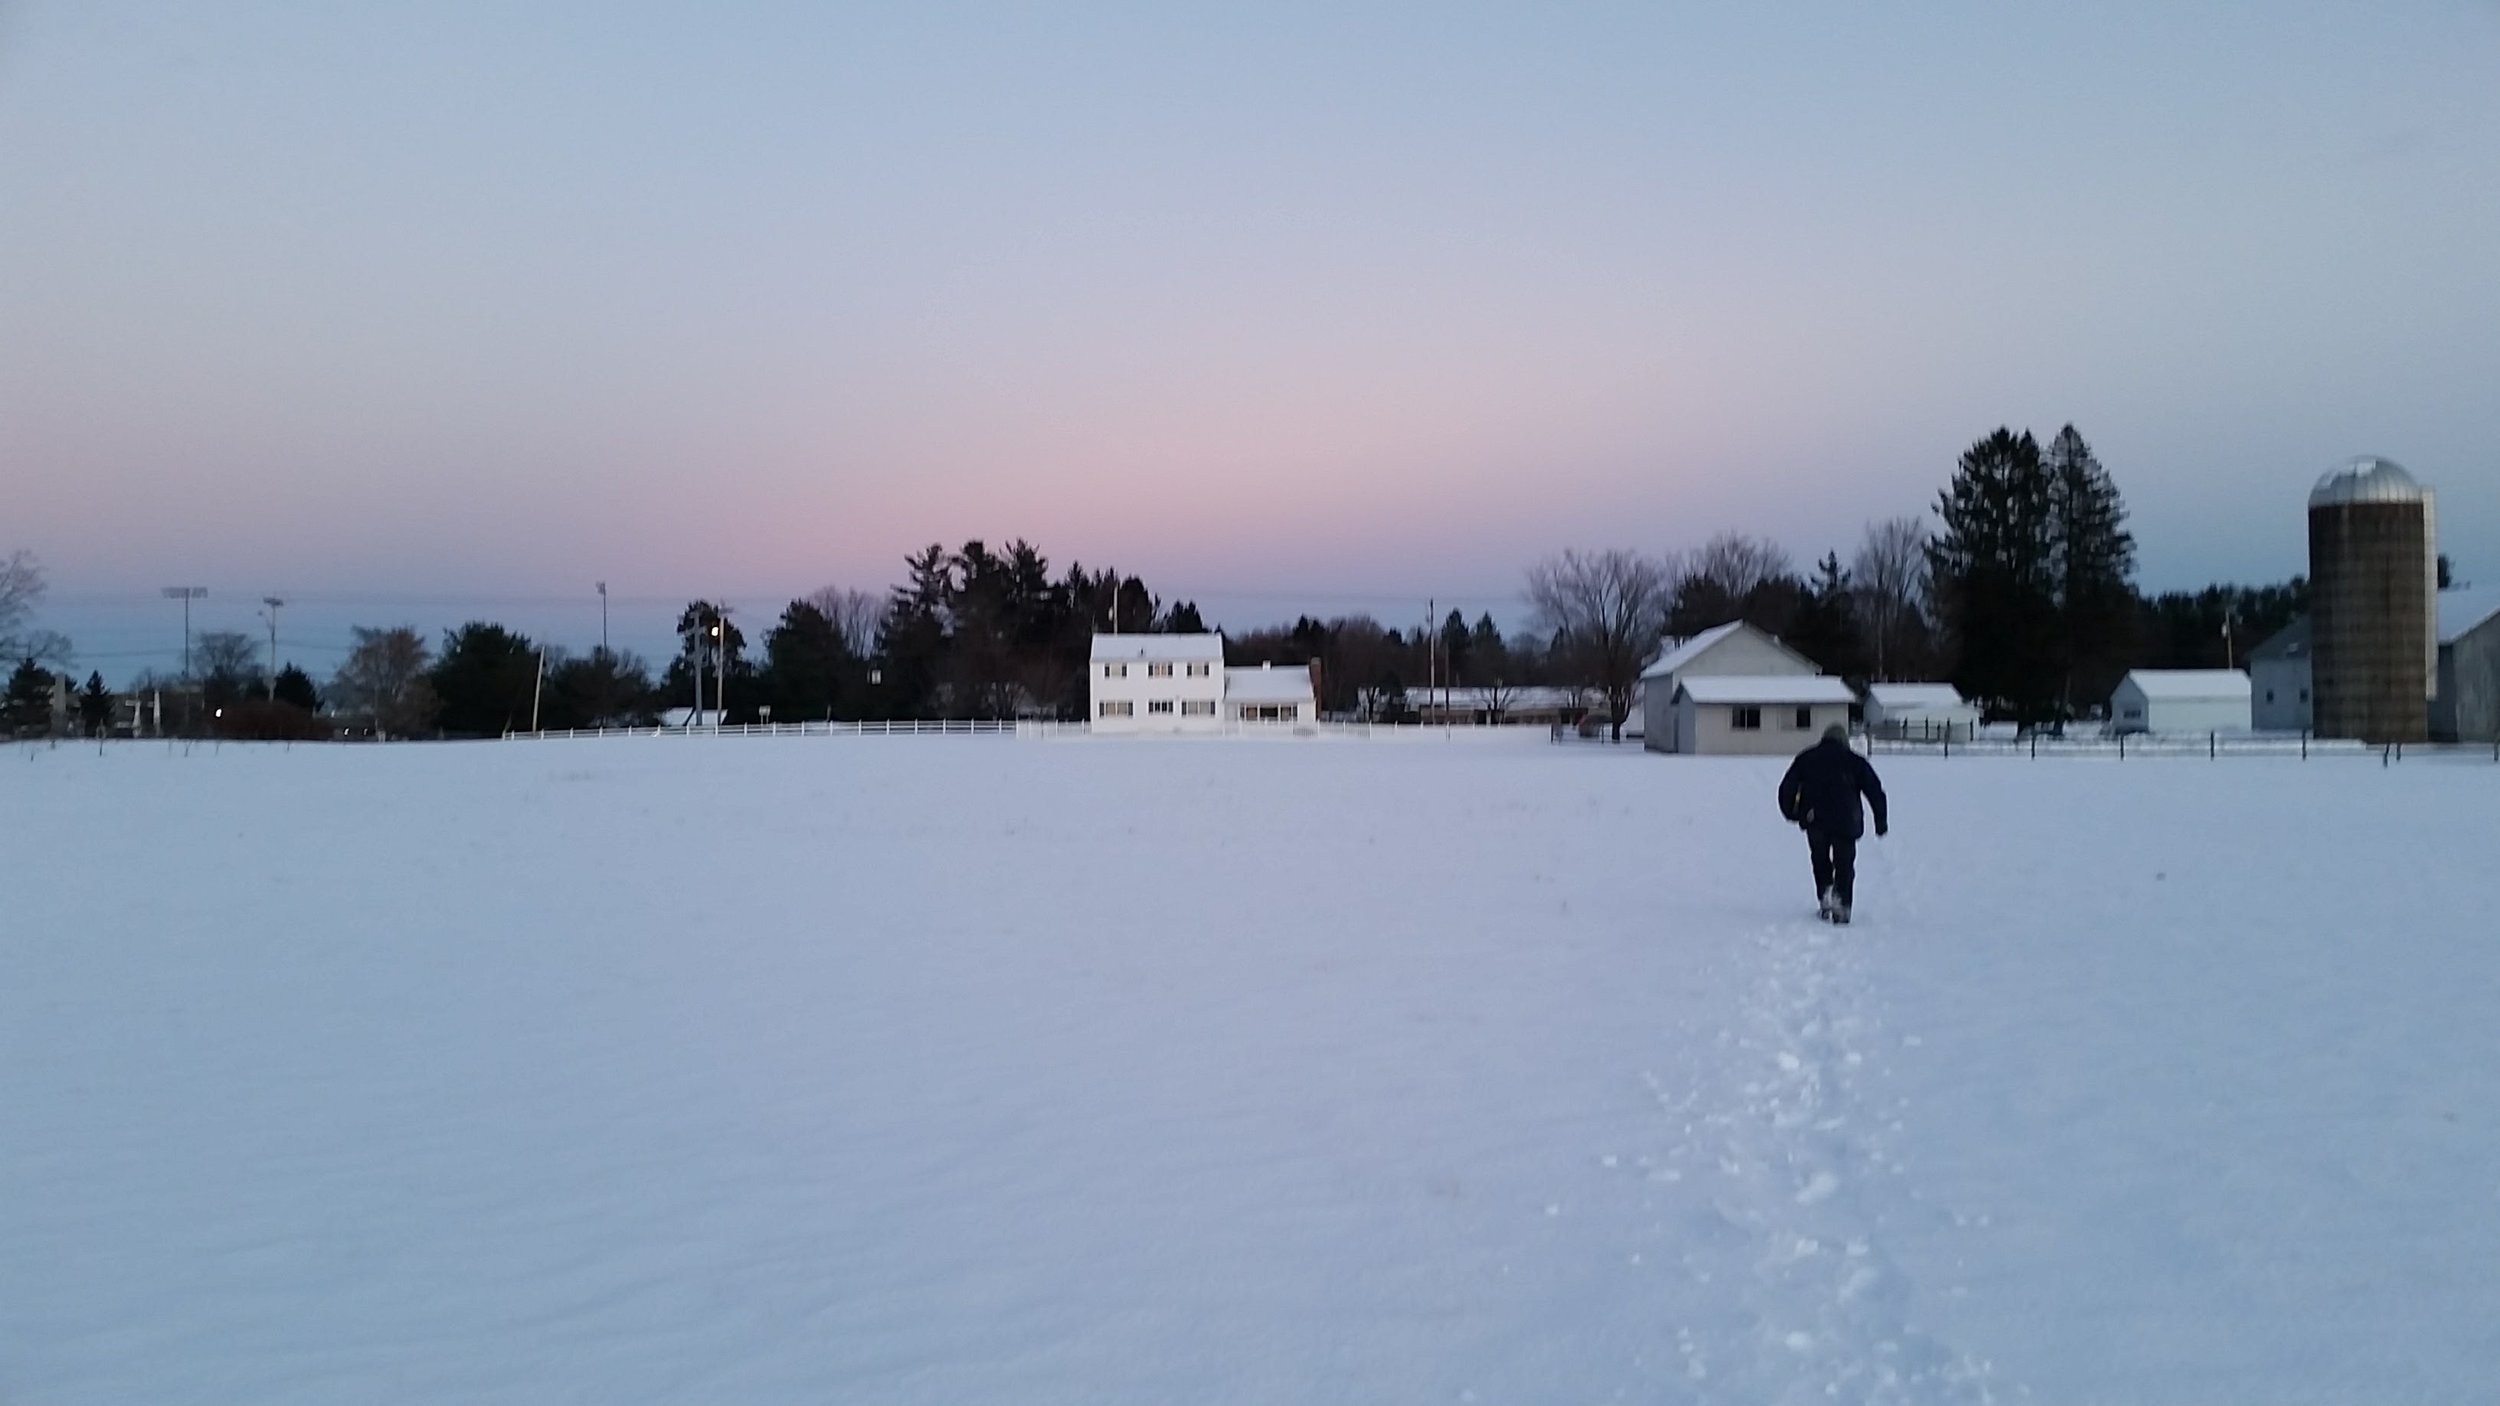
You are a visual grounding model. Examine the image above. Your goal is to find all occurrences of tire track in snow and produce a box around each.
[1632,908,2016,1403]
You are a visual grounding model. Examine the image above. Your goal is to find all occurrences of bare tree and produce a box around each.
[330,626,438,738]
[1525,548,1674,740]
[805,585,886,658]
[1685,532,1793,601]
[0,549,72,665]
[1851,516,1933,681]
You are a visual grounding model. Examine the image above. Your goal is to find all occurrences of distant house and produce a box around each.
[2248,619,2313,732]
[1862,683,1978,741]
[2107,670,2252,735]
[1091,633,1225,733]
[1639,622,1822,754]
[2432,589,2500,743]
[1671,675,1858,757]
[1408,686,1589,727]
[1225,662,1317,725]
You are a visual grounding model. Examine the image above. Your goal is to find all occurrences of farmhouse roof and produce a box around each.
[1674,675,1857,705]
[1091,632,1224,663]
[2436,589,2500,645]
[2118,669,2252,701]
[1224,664,1314,704]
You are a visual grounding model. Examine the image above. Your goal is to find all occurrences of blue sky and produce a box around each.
[5,1,2497,653]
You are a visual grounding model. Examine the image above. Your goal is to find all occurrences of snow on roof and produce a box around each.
[1675,675,1856,705]
[2436,589,2500,645]
[1638,621,1747,680]
[1224,664,1314,704]
[2118,669,2252,700]
[1865,683,1970,710]
[1091,632,1224,662]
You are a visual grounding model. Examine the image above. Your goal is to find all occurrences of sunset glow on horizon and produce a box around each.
[5,2,2497,622]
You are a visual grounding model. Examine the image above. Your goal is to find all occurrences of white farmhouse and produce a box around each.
[1224,662,1317,724]
[1639,622,1822,753]
[1671,676,1859,756]
[1862,683,1979,741]
[2107,669,2252,735]
[1090,633,1225,733]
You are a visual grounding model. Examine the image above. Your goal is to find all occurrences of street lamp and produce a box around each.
[161,587,207,679]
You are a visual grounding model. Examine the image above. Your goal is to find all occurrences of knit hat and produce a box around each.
[1822,723,1850,744]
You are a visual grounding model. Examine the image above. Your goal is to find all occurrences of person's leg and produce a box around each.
[1832,835,1858,910]
[1808,832,1836,911]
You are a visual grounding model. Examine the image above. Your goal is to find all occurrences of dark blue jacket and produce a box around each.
[1778,739,1888,840]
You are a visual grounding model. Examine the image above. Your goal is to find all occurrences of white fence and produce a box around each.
[505,719,1561,744]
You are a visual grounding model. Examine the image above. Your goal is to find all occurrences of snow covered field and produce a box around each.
[6,735,2497,1404]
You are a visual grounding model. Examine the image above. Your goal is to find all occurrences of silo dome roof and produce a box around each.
[2310,456,2426,506]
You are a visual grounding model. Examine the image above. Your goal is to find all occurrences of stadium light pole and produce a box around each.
[261,597,285,700]
[162,586,207,679]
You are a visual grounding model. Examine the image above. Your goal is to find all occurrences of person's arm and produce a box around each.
[1777,757,1805,824]
[1858,755,1888,835]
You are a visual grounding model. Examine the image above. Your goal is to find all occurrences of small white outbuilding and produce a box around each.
[2107,669,2252,736]
[1224,662,1317,725]
[1670,675,1858,757]
[1862,683,1979,741]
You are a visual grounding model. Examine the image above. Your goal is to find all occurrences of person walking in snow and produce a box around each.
[1777,723,1888,925]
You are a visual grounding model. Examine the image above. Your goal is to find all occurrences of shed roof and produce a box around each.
[2248,618,2310,662]
[1091,632,1223,662]
[1224,664,1314,704]
[2436,589,2500,645]
[1675,675,1856,705]
[2118,669,2252,701]
[1865,683,1971,710]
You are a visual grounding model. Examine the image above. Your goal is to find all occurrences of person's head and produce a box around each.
[1822,723,1850,745]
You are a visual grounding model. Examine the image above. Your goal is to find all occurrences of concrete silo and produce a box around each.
[2307,456,2435,743]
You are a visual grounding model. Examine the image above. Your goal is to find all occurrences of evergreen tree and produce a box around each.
[273,664,321,713]
[1786,553,1869,678]
[6,657,54,735]
[875,546,953,719]
[1467,612,1509,686]
[1160,600,1207,634]
[760,597,856,722]
[79,671,115,736]
[430,623,540,737]
[2045,425,2138,716]
[1437,609,1472,688]
[547,648,656,728]
[1928,428,2061,724]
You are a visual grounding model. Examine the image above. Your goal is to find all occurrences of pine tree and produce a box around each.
[2045,425,2138,717]
[5,657,56,736]
[1786,553,1869,679]
[79,671,114,735]
[1928,428,2061,725]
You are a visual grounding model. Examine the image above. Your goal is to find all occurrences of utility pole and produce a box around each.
[713,612,728,732]
[261,597,285,700]
[162,586,207,679]
[530,649,545,733]
[1426,598,1435,721]
[596,581,609,656]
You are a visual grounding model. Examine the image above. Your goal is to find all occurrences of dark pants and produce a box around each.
[1808,831,1857,907]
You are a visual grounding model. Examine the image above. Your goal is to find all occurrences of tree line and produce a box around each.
[0,429,2437,739]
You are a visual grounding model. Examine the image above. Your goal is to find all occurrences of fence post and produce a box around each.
[2118,733,2125,760]
[2301,728,2308,760]
[2209,730,2216,759]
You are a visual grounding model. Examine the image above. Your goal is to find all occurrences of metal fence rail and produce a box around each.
[1865,731,2387,760]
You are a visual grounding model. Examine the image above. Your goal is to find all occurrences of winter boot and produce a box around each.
[1818,889,1839,922]
[1832,902,1852,926]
